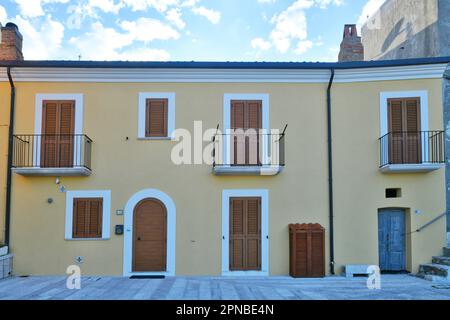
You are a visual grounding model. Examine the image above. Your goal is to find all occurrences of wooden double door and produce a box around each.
[229,197,261,271]
[41,100,75,168]
[388,98,421,164]
[378,209,406,272]
[230,100,262,166]
[132,198,167,272]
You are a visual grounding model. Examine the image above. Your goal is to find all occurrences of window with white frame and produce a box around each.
[65,190,111,240]
[138,93,175,139]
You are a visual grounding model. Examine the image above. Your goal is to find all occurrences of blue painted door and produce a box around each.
[378,209,406,271]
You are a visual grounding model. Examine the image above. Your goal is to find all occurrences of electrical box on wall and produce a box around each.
[115,225,124,235]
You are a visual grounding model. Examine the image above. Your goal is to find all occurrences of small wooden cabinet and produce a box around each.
[289,223,325,278]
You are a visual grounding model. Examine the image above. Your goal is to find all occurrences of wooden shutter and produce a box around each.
[41,100,75,168]
[145,99,168,137]
[41,102,58,167]
[230,197,261,271]
[405,98,421,163]
[73,198,103,238]
[230,198,245,270]
[58,102,75,167]
[388,98,421,164]
[230,100,262,166]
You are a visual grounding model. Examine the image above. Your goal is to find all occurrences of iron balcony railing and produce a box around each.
[12,134,93,170]
[379,131,444,167]
[213,128,286,167]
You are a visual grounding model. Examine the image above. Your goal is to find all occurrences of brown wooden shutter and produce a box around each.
[58,102,75,167]
[230,198,245,270]
[145,99,168,137]
[229,197,261,271]
[230,100,262,165]
[41,102,58,167]
[72,198,103,238]
[388,98,421,164]
[405,98,421,163]
[41,100,75,168]
[246,198,261,270]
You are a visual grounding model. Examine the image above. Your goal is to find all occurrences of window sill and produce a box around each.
[65,238,110,241]
[380,163,444,173]
[13,167,91,176]
[137,137,174,141]
[213,165,283,176]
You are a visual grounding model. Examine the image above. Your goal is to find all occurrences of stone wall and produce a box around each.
[362,0,442,60]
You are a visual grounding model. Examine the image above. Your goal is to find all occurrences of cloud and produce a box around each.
[314,0,344,9]
[69,20,173,60]
[121,0,180,12]
[13,0,70,18]
[166,7,186,29]
[120,17,180,41]
[88,0,124,13]
[192,6,221,24]
[358,0,386,27]
[116,47,170,61]
[14,15,65,59]
[0,5,7,23]
[294,40,313,54]
[269,0,313,53]
[251,38,271,51]
[250,0,343,56]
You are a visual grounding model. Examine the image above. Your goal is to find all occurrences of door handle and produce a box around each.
[137,237,142,241]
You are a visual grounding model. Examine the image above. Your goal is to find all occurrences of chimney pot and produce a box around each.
[338,24,364,62]
[0,22,24,61]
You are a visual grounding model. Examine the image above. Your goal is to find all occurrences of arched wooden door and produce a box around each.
[132,198,167,272]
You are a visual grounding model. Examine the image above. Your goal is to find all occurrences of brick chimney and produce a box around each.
[338,24,364,62]
[0,22,24,60]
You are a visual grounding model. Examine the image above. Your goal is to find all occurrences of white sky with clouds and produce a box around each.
[0,0,386,61]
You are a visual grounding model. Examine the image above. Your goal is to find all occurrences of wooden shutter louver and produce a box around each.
[230,197,261,271]
[230,100,262,166]
[146,99,168,137]
[388,98,421,164]
[73,198,103,238]
[41,100,75,168]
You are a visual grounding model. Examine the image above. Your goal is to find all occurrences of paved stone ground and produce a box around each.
[0,275,449,300]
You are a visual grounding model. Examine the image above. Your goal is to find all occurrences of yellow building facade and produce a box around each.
[0,59,448,277]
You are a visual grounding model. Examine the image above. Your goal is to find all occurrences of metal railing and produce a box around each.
[12,134,93,170]
[213,126,286,167]
[379,131,444,167]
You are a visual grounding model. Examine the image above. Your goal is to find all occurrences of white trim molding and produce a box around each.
[138,92,176,140]
[123,189,176,277]
[34,93,84,167]
[379,90,432,172]
[65,190,111,240]
[1,64,447,83]
[223,94,270,166]
[380,90,429,136]
[221,189,269,276]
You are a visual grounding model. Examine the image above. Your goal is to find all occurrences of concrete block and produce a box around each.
[344,264,372,278]
[0,254,13,279]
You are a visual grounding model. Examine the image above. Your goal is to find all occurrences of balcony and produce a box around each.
[212,129,286,176]
[379,131,445,173]
[12,134,93,176]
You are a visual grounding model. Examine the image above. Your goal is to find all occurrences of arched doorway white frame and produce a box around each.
[123,189,176,276]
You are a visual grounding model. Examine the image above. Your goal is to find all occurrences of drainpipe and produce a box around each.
[327,68,335,275]
[4,67,15,250]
